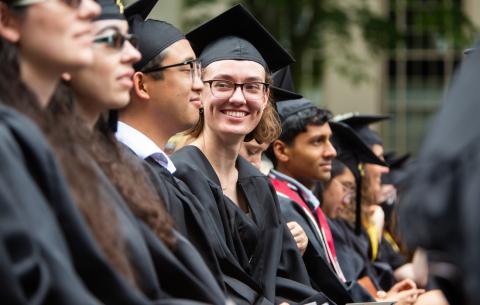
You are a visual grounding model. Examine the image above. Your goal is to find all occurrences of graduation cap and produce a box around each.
[335,113,390,148]
[276,97,317,122]
[329,122,387,234]
[272,66,296,92]
[95,0,125,20]
[186,4,294,73]
[125,0,185,71]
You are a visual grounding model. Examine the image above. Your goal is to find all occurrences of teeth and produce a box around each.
[224,111,247,118]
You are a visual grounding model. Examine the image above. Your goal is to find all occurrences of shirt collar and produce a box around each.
[269,169,320,209]
[115,121,176,174]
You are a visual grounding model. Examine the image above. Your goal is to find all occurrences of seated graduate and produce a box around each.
[265,94,381,304]
[46,1,225,304]
[172,4,333,305]
[115,1,265,303]
[0,0,109,304]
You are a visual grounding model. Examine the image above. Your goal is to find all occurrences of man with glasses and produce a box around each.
[117,1,202,175]
[115,1,260,302]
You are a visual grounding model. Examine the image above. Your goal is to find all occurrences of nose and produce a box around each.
[122,41,142,64]
[78,0,101,20]
[324,140,337,159]
[229,85,246,105]
[380,164,390,174]
[192,71,203,92]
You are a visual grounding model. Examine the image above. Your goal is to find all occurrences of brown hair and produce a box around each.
[92,114,176,249]
[0,36,139,286]
[50,83,176,249]
[185,71,281,144]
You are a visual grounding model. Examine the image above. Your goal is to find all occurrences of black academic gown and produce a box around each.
[86,155,227,305]
[0,104,220,305]
[277,195,375,303]
[329,219,396,291]
[172,145,333,305]
[0,104,102,305]
[140,151,273,305]
[376,237,407,272]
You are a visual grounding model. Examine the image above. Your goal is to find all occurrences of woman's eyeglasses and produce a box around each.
[203,80,269,101]
[94,32,138,50]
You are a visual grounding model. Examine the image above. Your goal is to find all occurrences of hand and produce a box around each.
[287,221,309,256]
[379,279,425,305]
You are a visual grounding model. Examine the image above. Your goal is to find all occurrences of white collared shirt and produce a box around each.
[115,121,176,174]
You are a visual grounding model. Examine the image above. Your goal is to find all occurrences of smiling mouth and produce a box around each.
[222,111,248,118]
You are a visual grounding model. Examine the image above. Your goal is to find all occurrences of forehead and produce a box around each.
[203,59,266,80]
[163,39,196,63]
[336,167,355,182]
[93,19,128,34]
[303,123,332,137]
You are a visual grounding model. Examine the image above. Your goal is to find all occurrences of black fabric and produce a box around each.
[377,238,408,271]
[136,151,264,305]
[0,104,225,305]
[276,98,315,122]
[172,145,333,305]
[186,4,294,73]
[0,104,123,305]
[398,41,480,305]
[330,219,396,291]
[126,4,185,71]
[337,114,389,148]
[277,195,375,303]
[95,0,125,20]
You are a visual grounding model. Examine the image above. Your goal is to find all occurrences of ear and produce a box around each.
[272,139,291,163]
[132,72,150,100]
[0,3,21,43]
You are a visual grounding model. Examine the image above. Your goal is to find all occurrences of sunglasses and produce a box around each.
[11,0,82,8]
[94,31,138,50]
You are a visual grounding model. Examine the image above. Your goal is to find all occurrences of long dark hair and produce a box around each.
[0,15,138,286]
[50,82,176,248]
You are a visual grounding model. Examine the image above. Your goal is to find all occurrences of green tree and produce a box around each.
[183,0,477,90]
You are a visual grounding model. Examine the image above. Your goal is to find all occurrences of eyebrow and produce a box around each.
[96,25,122,36]
[208,74,265,82]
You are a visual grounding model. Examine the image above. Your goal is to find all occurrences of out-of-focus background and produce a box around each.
[126,0,479,155]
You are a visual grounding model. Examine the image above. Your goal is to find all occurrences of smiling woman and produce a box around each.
[172,4,334,305]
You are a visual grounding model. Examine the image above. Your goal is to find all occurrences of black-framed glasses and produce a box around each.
[142,59,202,82]
[12,0,82,8]
[94,32,138,50]
[204,80,269,101]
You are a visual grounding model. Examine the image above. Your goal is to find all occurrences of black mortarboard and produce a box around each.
[186,4,294,73]
[330,122,387,172]
[382,152,411,185]
[272,66,296,92]
[276,97,316,122]
[335,113,390,148]
[95,0,125,20]
[330,121,387,234]
[125,0,185,71]
[270,86,302,104]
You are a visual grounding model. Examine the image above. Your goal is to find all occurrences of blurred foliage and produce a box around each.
[182,0,477,89]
